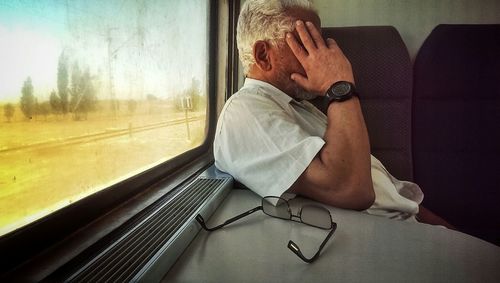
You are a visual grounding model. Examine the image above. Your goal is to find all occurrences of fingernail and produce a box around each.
[286,33,291,38]
[296,20,302,26]
[306,21,313,26]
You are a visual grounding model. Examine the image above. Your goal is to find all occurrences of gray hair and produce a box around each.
[237,0,316,75]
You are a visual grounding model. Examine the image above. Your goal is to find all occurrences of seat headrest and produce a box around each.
[322,26,412,100]
[414,24,500,99]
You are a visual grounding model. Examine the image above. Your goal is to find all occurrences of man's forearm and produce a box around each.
[318,97,374,207]
[321,97,370,173]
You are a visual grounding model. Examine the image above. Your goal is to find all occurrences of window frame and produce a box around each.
[0,0,220,275]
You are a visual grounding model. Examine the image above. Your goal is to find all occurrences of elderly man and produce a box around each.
[214,0,452,227]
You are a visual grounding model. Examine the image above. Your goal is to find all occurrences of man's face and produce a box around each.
[271,8,322,100]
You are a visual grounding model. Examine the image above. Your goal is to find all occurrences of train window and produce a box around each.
[0,0,209,236]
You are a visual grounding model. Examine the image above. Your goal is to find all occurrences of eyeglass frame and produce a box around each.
[195,196,337,263]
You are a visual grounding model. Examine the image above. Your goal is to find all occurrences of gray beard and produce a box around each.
[293,88,318,101]
[276,69,318,101]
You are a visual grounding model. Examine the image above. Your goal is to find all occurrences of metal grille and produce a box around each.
[65,177,229,282]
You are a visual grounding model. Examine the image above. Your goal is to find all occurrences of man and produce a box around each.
[215,0,452,227]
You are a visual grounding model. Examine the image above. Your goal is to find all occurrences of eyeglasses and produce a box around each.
[195,196,337,263]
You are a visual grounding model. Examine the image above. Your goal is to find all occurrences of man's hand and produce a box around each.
[286,20,355,95]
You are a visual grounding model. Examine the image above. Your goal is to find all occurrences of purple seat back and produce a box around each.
[413,24,500,245]
[315,26,414,181]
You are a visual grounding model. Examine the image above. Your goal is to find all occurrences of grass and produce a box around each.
[0,101,207,235]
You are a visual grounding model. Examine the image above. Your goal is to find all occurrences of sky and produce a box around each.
[0,0,208,103]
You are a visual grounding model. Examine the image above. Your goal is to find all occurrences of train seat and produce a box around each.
[413,24,500,245]
[313,26,414,181]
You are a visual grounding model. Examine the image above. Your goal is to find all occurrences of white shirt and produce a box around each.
[214,78,423,221]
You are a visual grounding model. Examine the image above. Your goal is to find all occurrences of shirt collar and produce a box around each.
[243,78,294,108]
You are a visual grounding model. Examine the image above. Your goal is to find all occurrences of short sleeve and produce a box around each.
[214,93,325,201]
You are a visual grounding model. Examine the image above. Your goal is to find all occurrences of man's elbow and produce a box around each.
[348,170,375,210]
[351,182,375,210]
[328,180,375,211]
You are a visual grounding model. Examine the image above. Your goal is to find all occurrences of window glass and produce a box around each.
[0,0,209,236]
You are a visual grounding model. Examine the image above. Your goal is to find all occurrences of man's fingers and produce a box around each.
[286,32,307,61]
[326,38,337,48]
[306,21,326,48]
[295,20,317,51]
[290,73,310,91]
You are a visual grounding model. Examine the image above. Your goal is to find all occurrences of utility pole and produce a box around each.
[135,0,146,101]
[106,27,117,119]
[182,96,192,141]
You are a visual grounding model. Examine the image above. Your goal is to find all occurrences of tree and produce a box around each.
[70,62,82,111]
[20,77,35,119]
[81,69,97,112]
[70,63,85,119]
[36,101,51,120]
[49,90,61,114]
[3,103,15,122]
[58,52,69,114]
[70,64,97,120]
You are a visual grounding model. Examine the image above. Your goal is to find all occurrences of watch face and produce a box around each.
[326,81,355,103]
[332,82,352,96]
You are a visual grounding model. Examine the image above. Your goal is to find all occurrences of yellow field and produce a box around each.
[0,103,206,236]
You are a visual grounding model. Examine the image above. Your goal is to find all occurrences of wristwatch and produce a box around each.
[325,81,357,104]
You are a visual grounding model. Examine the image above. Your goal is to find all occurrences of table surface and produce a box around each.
[164,189,500,283]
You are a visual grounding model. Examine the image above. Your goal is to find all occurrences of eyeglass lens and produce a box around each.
[262,197,291,220]
[300,205,332,229]
[262,197,332,230]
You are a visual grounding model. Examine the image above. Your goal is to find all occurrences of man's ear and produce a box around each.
[253,40,272,72]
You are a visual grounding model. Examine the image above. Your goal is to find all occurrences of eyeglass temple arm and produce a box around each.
[195,206,263,231]
[287,222,338,263]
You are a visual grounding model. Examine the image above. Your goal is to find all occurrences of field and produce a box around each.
[0,102,206,235]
